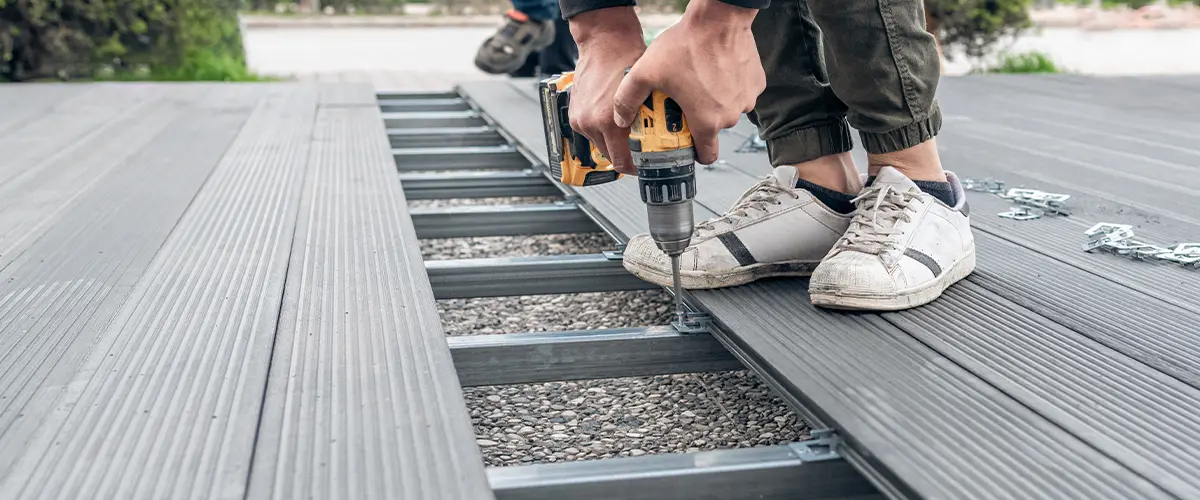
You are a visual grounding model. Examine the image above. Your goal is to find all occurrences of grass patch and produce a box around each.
[94,53,276,82]
[985,51,1060,74]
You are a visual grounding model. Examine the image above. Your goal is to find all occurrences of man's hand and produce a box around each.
[612,0,764,165]
[567,7,645,175]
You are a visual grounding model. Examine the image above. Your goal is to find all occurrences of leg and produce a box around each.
[805,0,944,181]
[749,0,861,194]
[621,0,865,291]
[474,0,557,75]
[804,0,974,311]
[535,13,578,77]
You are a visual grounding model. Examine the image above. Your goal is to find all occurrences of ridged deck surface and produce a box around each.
[248,93,492,500]
[0,83,489,499]
[460,75,1200,500]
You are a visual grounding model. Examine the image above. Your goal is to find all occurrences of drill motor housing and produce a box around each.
[629,92,697,256]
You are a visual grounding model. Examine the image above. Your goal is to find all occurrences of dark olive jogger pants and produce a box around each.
[747,0,943,166]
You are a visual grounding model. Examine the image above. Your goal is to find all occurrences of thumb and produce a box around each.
[611,68,655,129]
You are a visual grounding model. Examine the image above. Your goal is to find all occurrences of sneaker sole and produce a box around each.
[623,258,821,290]
[809,248,977,311]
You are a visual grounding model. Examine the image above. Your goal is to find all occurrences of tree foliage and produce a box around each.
[0,0,248,82]
[924,0,1034,60]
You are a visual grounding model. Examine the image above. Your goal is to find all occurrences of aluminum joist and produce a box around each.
[378,97,471,113]
[398,170,561,200]
[425,253,657,299]
[390,128,507,149]
[457,78,1200,500]
[410,202,599,239]
[383,110,486,129]
[249,88,492,500]
[448,326,742,387]
[393,145,531,171]
[488,436,882,500]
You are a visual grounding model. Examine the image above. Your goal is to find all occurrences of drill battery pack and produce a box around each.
[537,73,622,187]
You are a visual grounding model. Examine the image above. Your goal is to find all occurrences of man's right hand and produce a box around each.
[567,7,646,175]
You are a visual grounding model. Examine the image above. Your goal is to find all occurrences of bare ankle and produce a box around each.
[867,139,946,182]
[790,152,862,194]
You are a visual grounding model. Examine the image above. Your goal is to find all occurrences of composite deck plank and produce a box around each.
[0,87,204,273]
[0,84,266,494]
[461,76,1200,499]
[248,88,493,500]
[0,84,313,500]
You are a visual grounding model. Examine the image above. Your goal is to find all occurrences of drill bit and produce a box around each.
[670,254,685,325]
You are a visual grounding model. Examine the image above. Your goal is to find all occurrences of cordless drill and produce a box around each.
[538,73,698,323]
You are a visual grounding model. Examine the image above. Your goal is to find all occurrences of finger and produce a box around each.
[691,124,720,165]
[611,67,655,129]
[603,128,637,175]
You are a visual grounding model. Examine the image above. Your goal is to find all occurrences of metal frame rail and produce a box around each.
[383,90,882,500]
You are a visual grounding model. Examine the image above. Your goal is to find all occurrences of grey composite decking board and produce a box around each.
[0,88,194,272]
[248,94,492,500]
[0,85,263,486]
[0,84,88,137]
[460,79,1187,500]
[969,234,1200,389]
[886,282,1200,499]
[319,81,380,106]
[963,193,1200,314]
[696,281,1169,500]
[0,85,163,187]
[0,85,315,500]
[456,80,718,240]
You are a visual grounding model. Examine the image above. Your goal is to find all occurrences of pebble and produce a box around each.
[422,203,806,467]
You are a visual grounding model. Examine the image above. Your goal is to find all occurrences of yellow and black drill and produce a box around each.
[539,72,697,323]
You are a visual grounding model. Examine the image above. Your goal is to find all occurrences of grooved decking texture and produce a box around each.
[248,94,491,500]
[462,75,1200,500]
[0,83,489,499]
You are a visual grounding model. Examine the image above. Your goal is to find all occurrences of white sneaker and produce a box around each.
[622,166,852,289]
[809,166,976,311]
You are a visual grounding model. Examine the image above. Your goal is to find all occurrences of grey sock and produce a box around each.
[795,178,855,214]
[864,176,956,207]
[913,180,956,207]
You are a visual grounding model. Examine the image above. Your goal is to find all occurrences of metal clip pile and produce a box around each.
[962,178,1070,220]
[1083,223,1200,268]
[736,133,768,153]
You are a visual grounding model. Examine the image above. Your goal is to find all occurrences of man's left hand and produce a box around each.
[611,0,765,166]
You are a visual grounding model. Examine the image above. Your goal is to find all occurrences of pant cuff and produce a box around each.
[859,102,943,155]
[765,118,854,166]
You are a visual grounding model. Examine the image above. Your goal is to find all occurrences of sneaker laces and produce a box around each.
[696,176,798,232]
[839,184,920,254]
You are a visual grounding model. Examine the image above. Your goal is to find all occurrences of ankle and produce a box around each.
[790,152,861,194]
[867,139,946,182]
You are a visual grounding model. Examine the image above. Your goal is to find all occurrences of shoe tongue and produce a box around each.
[872,166,919,192]
[771,166,800,188]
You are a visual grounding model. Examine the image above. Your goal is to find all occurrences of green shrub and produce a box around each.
[986,50,1060,73]
[0,0,256,82]
[925,0,1033,60]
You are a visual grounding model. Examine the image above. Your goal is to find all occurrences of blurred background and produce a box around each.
[1,0,1198,87]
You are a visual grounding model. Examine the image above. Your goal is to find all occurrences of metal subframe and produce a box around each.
[410,202,600,239]
[381,89,878,499]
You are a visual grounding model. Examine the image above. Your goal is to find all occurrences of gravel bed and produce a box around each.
[425,229,807,466]
[422,232,613,260]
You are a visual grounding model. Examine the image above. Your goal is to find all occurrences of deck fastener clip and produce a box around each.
[672,311,711,334]
[602,250,624,261]
[792,428,842,462]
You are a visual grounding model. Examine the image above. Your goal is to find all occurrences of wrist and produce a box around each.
[569,7,643,47]
[682,0,757,27]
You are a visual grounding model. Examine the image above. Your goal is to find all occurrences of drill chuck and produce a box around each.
[633,149,697,257]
